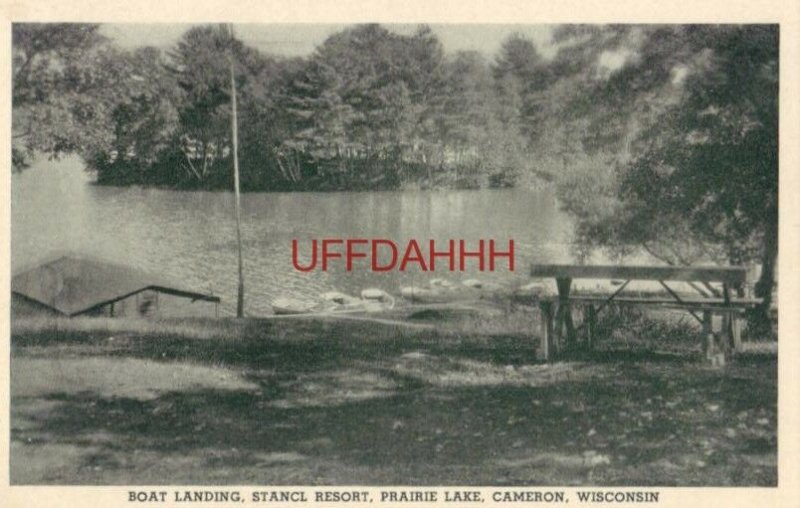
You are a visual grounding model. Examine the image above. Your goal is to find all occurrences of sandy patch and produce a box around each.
[11,357,259,401]
[391,352,611,387]
[270,369,398,408]
[10,441,92,484]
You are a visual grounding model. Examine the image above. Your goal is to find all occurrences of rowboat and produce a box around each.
[401,278,507,303]
[272,288,395,315]
[360,288,396,309]
[400,287,447,303]
[321,291,363,309]
[462,278,504,291]
[270,297,335,315]
[400,284,476,303]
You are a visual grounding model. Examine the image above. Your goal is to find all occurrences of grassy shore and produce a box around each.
[10,308,777,485]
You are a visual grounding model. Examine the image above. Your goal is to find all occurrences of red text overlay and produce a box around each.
[292,239,515,272]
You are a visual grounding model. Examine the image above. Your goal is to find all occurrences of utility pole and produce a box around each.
[225,23,245,318]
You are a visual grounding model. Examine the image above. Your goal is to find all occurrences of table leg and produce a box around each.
[539,301,554,361]
[586,304,596,350]
[731,311,743,352]
[723,284,737,352]
[556,277,575,350]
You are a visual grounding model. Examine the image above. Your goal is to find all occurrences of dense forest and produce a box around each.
[11,23,778,324]
[12,24,556,191]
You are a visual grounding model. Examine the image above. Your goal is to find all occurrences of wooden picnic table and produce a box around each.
[528,264,760,360]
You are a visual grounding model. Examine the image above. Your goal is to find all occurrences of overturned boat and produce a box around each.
[360,288,396,308]
[400,278,506,303]
[401,279,477,303]
[272,288,395,315]
[270,297,335,315]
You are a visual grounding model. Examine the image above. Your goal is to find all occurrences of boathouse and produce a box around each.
[11,255,220,318]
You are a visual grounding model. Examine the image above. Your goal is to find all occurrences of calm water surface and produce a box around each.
[12,158,578,316]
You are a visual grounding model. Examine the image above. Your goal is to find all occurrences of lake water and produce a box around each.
[11,157,578,316]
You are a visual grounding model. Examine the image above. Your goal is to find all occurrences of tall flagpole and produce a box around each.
[227,23,245,318]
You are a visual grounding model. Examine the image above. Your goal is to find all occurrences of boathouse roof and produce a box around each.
[11,254,220,316]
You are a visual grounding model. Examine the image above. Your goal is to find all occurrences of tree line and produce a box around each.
[11,23,778,324]
[12,23,555,191]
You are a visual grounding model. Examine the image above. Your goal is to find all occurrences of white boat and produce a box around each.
[360,288,396,310]
[430,278,457,289]
[400,286,472,303]
[517,281,557,296]
[271,297,333,315]
[273,289,395,315]
[321,291,363,306]
[401,277,510,303]
[462,278,503,291]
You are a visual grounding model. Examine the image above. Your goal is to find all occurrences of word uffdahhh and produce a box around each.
[292,239,515,272]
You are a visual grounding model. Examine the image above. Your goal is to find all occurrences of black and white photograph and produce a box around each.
[6,12,789,496]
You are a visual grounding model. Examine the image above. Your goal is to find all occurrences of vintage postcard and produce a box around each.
[2,0,799,507]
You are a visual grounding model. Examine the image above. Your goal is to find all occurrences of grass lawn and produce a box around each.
[9,309,777,486]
